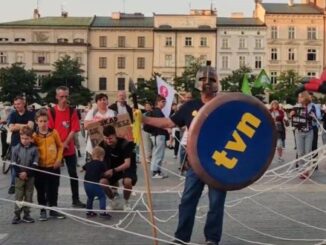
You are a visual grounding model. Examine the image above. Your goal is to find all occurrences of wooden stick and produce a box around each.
[138,126,158,245]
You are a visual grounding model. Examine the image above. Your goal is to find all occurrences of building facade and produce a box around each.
[216,15,267,79]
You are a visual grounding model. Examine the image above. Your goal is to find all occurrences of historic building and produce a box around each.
[254,0,324,83]
[153,9,217,81]
[88,12,153,98]
[216,13,267,79]
[0,11,91,88]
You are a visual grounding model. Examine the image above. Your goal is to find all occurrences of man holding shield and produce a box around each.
[143,61,225,245]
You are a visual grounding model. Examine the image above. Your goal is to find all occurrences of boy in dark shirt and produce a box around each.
[83,146,110,218]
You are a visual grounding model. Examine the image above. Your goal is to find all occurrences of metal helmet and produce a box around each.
[195,61,220,92]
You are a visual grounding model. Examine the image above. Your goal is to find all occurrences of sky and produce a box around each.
[0,0,303,22]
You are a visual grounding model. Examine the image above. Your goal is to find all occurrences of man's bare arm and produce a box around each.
[142,116,175,129]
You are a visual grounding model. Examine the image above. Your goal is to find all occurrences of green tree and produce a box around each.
[0,63,41,104]
[270,70,301,105]
[135,73,160,105]
[173,57,204,98]
[41,55,93,106]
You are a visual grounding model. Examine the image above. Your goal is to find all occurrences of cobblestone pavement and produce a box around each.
[1,129,326,245]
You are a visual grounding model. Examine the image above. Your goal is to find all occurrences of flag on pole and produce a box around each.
[241,73,252,95]
[254,69,272,89]
[156,76,175,117]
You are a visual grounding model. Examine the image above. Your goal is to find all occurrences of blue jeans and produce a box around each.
[84,182,106,210]
[175,169,226,243]
[150,135,166,173]
[295,130,313,166]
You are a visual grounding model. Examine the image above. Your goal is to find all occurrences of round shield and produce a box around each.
[187,93,277,191]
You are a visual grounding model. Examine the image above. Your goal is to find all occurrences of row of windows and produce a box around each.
[270,26,317,40]
[0,52,83,65]
[220,56,262,70]
[99,36,146,48]
[270,48,317,61]
[98,57,145,69]
[165,36,208,47]
[221,38,263,49]
[98,77,144,91]
[0,37,85,43]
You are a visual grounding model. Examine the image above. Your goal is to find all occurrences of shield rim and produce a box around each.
[187,92,277,191]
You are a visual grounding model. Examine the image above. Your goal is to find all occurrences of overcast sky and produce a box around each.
[0,0,302,22]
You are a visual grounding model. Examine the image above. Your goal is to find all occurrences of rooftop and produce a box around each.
[0,17,93,27]
[217,17,265,26]
[261,3,323,14]
[91,16,153,28]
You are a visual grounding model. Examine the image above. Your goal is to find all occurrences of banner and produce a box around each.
[254,69,272,89]
[241,73,252,95]
[156,76,175,117]
[86,113,133,148]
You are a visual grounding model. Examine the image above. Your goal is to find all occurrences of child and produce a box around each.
[82,146,110,218]
[11,126,39,224]
[33,109,65,221]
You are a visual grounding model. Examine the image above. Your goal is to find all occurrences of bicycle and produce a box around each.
[2,146,11,174]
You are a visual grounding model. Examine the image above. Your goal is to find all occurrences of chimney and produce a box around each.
[112,12,121,19]
[61,11,68,17]
[288,0,294,6]
[33,9,40,19]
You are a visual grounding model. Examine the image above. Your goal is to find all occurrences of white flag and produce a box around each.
[156,76,175,117]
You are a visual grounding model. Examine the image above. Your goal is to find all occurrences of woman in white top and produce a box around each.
[84,93,116,157]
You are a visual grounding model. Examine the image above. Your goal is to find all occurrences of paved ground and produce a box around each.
[1,128,326,245]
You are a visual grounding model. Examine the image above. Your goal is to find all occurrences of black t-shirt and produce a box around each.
[99,138,136,172]
[83,160,106,182]
[8,110,34,146]
[170,99,204,129]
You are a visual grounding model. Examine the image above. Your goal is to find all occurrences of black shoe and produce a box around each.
[86,211,97,217]
[39,209,48,221]
[49,210,66,219]
[72,200,86,208]
[12,216,21,225]
[99,212,111,219]
[206,241,219,245]
[169,239,186,245]
[22,215,35,223]
[8,186,15,195]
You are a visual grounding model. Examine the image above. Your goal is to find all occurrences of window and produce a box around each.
[138,36,145,48]
[239,38,246,49]
[307,72,316,77]
[288,48,295,61]
[36,74,46,88]
[255,56,262,69]
[307,49,317,61]
[199,55,207,64]
[99,57,107,68]
[221,38,229,49]
[307,27,317,40]
[117,77,126,90]
[57,38,68,43]
[137,57,145,69]
[271,71,277,84]
[239,56,246,67]
[165,54,173,67]
[33,52,49,64]
[118,36,126,48]
[99,77,107,91]
[271,48,278,60]
[0,38,9,42]
[16,52,24,63]
[99,36,107,47]
[222,56,228,69]
[185,55,194,66]
[117,57,126,69]
[288,26,295,40]
[0,52,7,64]
[14,38,26,42]
[271,26,278,39]
[165,37,172,47]
[185,37,192,47]
[200,37,207,47]
[75,53,82,64]
[255,39,262,49]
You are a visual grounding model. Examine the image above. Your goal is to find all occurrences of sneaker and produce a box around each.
[152,173,164,179]
[38,210,48,221]
[123,202,132,211]
[86,211,97,217]
[11,216,21,225]
[22,215,35,223]
[278,157,284,163]
[8,186,15,195]
[107,200,123,210]
[99,212,112,219]
[72,200,86,208]
[169,239,186,245]
[49,210,66,219]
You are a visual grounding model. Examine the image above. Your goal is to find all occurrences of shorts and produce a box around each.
[108,170,137,186]
[276,138,284,148]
